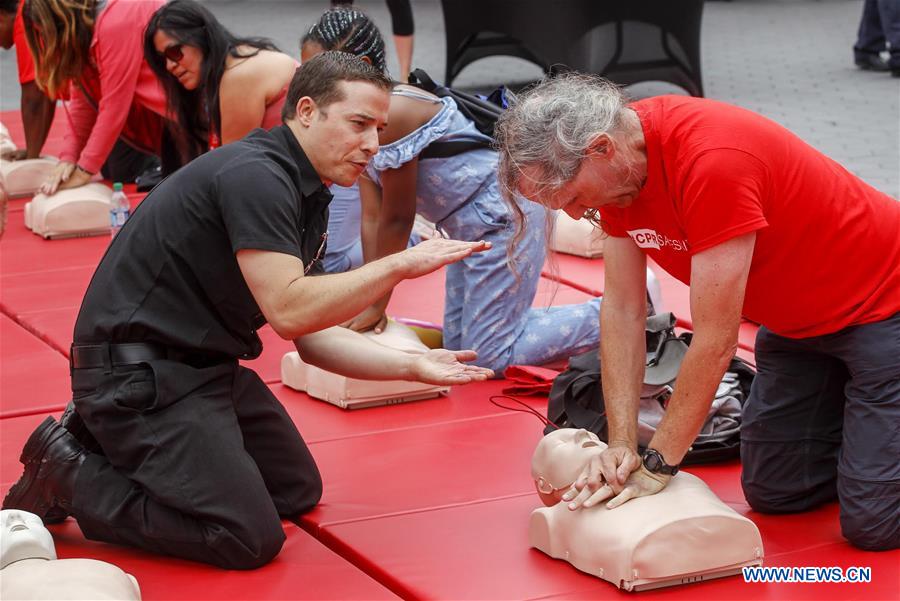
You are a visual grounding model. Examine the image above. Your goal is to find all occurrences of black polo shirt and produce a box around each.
[73,125,332,360]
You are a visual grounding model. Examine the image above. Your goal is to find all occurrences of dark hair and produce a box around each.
[143,0,279,163]
[282,51,392,122]
[302,6,387,74]
[0,0,18,15]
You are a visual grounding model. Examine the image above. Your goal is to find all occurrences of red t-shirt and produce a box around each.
[599,96,900,338]
[13,0,34,85]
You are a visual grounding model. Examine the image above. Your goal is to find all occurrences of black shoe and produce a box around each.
[855,52,891,72]
[2,416,86,522]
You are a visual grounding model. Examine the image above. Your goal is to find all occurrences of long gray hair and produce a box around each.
[495,73,629,247]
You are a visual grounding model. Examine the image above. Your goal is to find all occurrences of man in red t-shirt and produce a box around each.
[0,0,57,160]
[496,74,899,551]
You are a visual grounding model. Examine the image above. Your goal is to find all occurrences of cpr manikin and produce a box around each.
[0,157,58,198]
[529,429,763,591]
[0,509,141,600]
[282,319,449,409]
[24,183,113,239]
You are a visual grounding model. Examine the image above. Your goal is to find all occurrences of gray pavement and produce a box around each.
[1,0,897,195]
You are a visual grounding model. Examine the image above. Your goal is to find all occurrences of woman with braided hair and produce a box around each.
[329,0,413,81]
[302,7,609,374]
[144,0,298,164]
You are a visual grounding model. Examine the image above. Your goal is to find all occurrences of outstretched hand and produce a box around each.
[395,238,491,279]
[408,349,494,385]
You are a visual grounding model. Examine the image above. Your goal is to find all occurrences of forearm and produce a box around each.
[20,83,55,159]
[277,253,409,338]
[648,332,736,464]
[599,299,646,448]
[295,326,418,380]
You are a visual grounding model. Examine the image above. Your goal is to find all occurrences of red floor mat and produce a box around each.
[1,108,70,158]
[317,492,897,601]
[44,520,399,601]
[300,412,545,530]
[0,315,70,417]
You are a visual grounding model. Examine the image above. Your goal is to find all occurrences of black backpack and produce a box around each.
[407,68,507,159]
[546,313,756,466]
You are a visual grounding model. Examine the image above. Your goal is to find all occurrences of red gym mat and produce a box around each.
[542,252,605,297]
[316,490,898,600]
[273,378,545,445]
[299,412,544,530]
[44,520,399,601]
[0,314,69,418]
[1,108,69,158]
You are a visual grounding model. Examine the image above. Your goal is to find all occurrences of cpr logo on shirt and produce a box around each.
[626,228,689,252]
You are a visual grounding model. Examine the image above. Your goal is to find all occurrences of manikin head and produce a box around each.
[1,509,57,569]
[282,51,391,187]
[531,428,607,507]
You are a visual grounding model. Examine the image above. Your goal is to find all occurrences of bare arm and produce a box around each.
[346,159,418,332]
[237,238,488,340]
[20,82,55,159]
[295,326,493,383]
[565,236,647,509]
[647,232,755,464]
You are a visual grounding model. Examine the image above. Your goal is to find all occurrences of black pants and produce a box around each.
[100,139,160,184]
[70,359,322,569]
[740,313,900,551]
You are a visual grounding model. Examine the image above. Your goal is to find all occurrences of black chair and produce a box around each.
[439,0,705,96]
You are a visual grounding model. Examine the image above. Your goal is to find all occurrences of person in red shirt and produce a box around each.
[22,0,168,194]
[0,0,56,160]
[495,74,899,551]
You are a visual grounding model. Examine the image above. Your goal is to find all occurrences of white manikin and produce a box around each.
[24,183,113,239]
[0,157,59,198]
[282,320,449,409]
[529,429,763,591]
[0,509,141,600]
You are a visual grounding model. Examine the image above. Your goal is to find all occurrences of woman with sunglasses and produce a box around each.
[303,7,606,374]
[144,0,298,165]
[23,0,168,195]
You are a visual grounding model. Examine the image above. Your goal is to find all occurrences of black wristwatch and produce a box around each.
[642,448,679,476]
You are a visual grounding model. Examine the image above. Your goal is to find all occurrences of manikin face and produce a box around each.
[531,428,607,506]
[291,80,389,187]
[153,29,204,91]
[518,135,645,221]
[0,509,56,568]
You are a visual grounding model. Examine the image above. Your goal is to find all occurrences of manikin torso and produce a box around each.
[0,510,141,600]
[529,429,763,591]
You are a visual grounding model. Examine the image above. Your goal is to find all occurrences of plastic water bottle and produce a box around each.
[109,182,130,238]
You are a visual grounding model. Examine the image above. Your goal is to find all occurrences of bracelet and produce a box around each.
[75,164,93,176]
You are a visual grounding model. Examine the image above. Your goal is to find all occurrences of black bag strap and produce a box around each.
[419,140,493,159]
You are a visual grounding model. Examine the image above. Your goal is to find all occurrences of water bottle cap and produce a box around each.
[113,182,123,191]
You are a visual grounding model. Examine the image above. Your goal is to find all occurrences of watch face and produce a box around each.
[644,451,662,472]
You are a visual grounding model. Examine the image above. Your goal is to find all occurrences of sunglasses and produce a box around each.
[161,43,185,63]
[304,231,329,275]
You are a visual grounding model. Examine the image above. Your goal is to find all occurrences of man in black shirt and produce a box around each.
[3,52,492,569]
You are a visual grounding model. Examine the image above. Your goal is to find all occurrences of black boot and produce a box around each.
[2,417,86,522]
